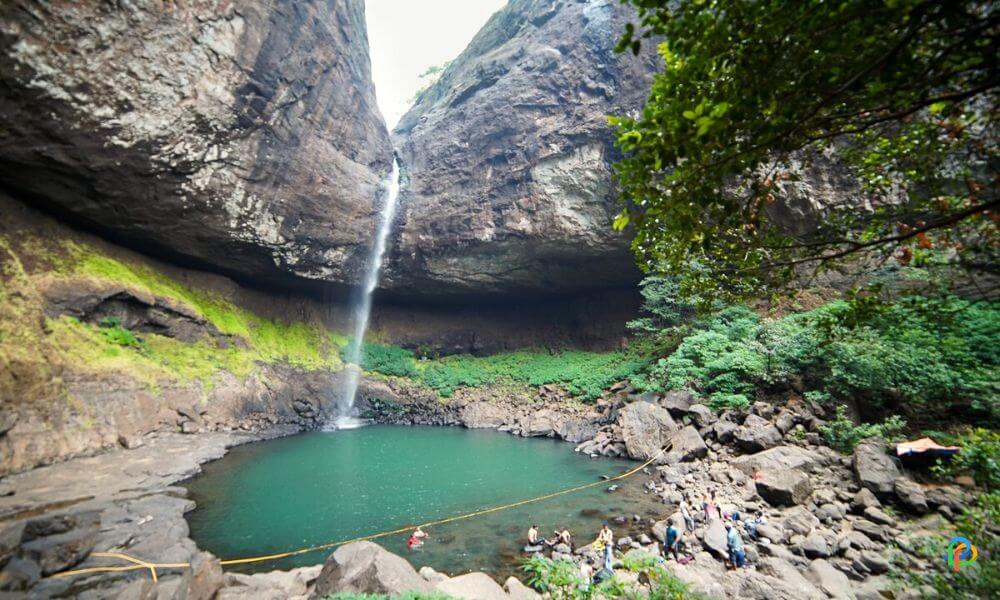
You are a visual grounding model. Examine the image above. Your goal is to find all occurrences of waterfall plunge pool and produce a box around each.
[184,426,660,578]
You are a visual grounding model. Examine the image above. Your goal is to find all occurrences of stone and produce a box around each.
[187,551,224,600]
[756,470,813,506]
[311,541,433,597]
[733,445,822,477]
[19,523,98,576]
[893,477,929,514]
[0,522,24,569]
[850,488,880,513]
[0,557,40,592]
[755,523,785,544]
[389,0,659,297]
[436,572,508,600]
[863,506,896,526]
[815,503,845,522]
[661,391,696,416]
[838,531,877,552]
[801,532,832,559]
[712,419,738,444]
[852,520,888,542]
[857,551,890,575]
[782,507,820,536]
[0,0,393,290]
[504,575,541,600]
[702,520,729,559]
[807,559,857,599]
[662,425,709,464]
[686,404,717,428]
[619,401,678,461]
[758,558,826,599]
[734,414,783,452]
[853,437,900,496]
[774,410,797,434]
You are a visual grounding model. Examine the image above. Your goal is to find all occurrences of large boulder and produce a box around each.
[436,572,508,600]
[733,446,821,477]
[461,402,510,429]
[311,541,433,598]
[662,425,708,464]
[619,401,678,461]
[806,559,856,600]
[0,0,393,289]
[734,414,783,452]
[853,438,900,497]
[756,470,814,506]
[388,0,659,297]
[893,477,929,514]
[756,558,826,600]
[702,520,729,559]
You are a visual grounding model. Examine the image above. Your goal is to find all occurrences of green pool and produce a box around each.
[184,426,657,577]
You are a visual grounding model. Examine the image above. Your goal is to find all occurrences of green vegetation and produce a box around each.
[323,593,455,600]
[357,342,649,401]
[611,0,997,307]
[934,428,1000,493]
[818,406,906,453]
[521,552,709,599]
[635,289,999,425]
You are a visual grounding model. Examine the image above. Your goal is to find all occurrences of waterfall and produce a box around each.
[333,158,400,429]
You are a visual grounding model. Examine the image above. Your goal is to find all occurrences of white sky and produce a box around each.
[365,0,508,128]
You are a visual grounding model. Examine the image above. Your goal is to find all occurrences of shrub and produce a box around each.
[520,555,583,599]
[353,342,418,377]
[933,428,1000,492]
[818,405,907,453]
[707,393,750,412]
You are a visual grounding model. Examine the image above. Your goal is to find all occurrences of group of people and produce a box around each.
[524,522,617,586]
[664,492,765,570]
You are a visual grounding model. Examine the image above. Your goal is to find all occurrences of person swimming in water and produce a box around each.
[407,526,428,550]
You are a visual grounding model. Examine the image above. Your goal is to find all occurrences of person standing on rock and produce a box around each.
[680,498,696,532]
[664,520,681,561]
[595,524,614,572]
[724,522,746,569]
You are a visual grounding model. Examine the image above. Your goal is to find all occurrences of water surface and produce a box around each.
[185,426,658,577]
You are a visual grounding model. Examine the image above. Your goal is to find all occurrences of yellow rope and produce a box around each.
[50,447,664,580]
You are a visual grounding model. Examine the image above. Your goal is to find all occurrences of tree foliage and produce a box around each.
[612,0,998,306]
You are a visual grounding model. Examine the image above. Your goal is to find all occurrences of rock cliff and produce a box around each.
[387,0,658,298]
[0,0,392,288]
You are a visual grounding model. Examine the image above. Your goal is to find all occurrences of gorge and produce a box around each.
[0,1,996,599]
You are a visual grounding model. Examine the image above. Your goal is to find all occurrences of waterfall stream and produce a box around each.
[334,158,400,428]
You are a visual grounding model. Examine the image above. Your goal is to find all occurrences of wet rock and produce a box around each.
[807,558,856,599]
[853,438,900,496]
[311,541,433,597]
[893,477,928,514]
[662,425,708,464]
[756,470,813,506]
[734,415,783,452]
[619,401,678,461]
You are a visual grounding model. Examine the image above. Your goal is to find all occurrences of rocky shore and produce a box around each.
[0,381,975,599]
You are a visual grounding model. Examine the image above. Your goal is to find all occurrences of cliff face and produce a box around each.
[0,0,392,288]
[388,0,657,298]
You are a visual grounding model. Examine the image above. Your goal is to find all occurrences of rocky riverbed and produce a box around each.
[0,383,974,599]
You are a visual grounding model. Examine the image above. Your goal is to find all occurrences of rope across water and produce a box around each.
[51,447,666,582]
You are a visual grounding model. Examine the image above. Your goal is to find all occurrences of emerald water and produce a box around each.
[184,426,655,577]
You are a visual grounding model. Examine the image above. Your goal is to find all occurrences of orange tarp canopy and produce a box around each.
[896,437,960,457]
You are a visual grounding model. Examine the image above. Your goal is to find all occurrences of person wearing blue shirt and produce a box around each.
[724,522,747,568]
[664,521,681,561]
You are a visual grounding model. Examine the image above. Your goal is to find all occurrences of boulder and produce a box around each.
[19,522,98,576]
[733,446,821,477]
[755,523,785,544]
[702,520,729,559]
[461,402,509,429]
[661,391,696,416]
[856,552,890,575]
[800,532,832,559]
[851,520,888,543]
[758,558,826,600]
[782,507,820,536]
[310,541,433,597]
[807,559,856,600]
[853,438,900,496]
[862,506,896,526]
[756,470,814,506]
[436,572,508,600]
[504,576,541,600]
[850,488,880,513]
[0,522,25,569]
[662,426,709,464]
[686,404,717,428]
[187,552,224,600]
[712,419,738,444]
[893,477,929,514]
[734,414,783,452]
[0,557,40,592]
[619,401,678,461]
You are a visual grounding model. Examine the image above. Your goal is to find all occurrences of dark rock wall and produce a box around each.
[387,0,658,298]
[0,0,392,289]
